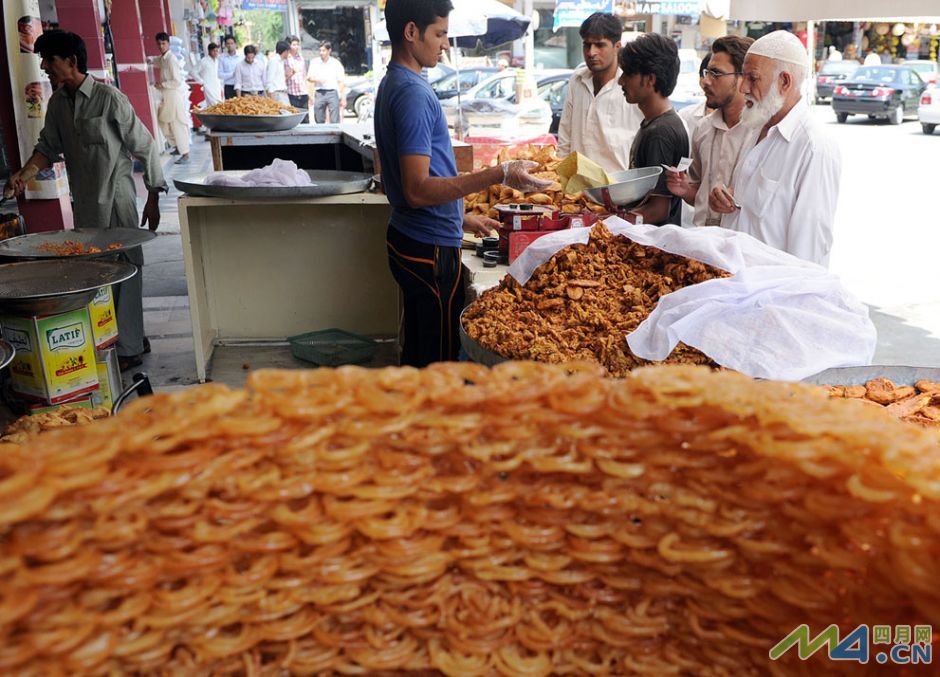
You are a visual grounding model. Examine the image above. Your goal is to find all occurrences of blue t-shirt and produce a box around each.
[375,63,463,248]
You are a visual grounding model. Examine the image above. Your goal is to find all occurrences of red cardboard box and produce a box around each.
[508,230,558,264]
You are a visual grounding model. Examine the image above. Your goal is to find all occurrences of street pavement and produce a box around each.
[136,103,940,388]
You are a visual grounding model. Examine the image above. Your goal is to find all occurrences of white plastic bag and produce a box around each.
[205,159,313,188]
[506,217,876,381]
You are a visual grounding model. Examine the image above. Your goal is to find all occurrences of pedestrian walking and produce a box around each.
[308,41,346,123]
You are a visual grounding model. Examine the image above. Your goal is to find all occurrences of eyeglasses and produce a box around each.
[702,68,742,80]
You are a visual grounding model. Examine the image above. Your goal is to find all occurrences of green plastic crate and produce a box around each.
[288,328,377,367]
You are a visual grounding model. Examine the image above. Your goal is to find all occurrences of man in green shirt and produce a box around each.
[4,31,167,370]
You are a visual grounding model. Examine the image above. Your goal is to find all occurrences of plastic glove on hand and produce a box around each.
[500,160,553,194]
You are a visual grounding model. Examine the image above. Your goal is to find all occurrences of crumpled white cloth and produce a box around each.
[205,159,313,188]
[506,217,876,381]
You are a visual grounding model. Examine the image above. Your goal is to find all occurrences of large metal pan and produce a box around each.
[802,365,940,386]
[174,170,374,200]
[0,259,137,316]
[0,228,155,261]
[194,111,307,133]
[0,339,14,371]
[584,167,663,208]
[459,308,509,367]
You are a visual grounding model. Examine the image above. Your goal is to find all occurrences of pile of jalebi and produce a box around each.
[200,96,296,116]
[463,223,729,375]
[1,363,939,675]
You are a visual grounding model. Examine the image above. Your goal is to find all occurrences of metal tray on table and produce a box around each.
[0,228,155,260]
[802,365,940,386]
[0,259,137,316]
[194,111,307,133]
[173,170,374,200]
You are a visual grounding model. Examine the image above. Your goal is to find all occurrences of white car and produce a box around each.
[918,86,940,135]
[441,71,555,135]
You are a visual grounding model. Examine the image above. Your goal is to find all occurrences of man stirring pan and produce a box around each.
[375,0,551,367]
[4,31,167,371]
[709,31,841,266]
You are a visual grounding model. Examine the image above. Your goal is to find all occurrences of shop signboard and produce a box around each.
[553,0,615,31]
[2,0,69,200]
[240,0,287,10]
[622,1,705,15]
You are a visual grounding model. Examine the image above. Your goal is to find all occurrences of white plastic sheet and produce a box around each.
[205,159,313,188]
[506,217,876,381]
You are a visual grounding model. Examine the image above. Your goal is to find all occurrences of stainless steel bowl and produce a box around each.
[194,111,307,133]
[584,167,663,208]
[0,259,138,316]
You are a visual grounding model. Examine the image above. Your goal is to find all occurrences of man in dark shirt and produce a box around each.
[618,33,689,225]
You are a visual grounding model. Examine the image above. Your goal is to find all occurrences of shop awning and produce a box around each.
[728,0,940,21]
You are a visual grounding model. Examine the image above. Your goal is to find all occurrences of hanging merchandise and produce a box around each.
[2,0,69,200]
[218,0,234,28]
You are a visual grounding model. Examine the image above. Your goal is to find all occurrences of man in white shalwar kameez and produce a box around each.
[155,32,190,163]
[710,30,841,267]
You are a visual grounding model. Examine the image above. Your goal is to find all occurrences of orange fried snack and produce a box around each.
[463,223,729,375]
[826,377,940,428]
[1,363,940,675]
[37,240,123,256]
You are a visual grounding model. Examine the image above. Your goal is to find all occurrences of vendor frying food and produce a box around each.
[3,30,166,371]
[375,0,551,367]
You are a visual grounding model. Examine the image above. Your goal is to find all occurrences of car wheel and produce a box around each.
[924,123,938,135]
[354,94,373,120]
[890,105,904,125]
[836,112,849,123]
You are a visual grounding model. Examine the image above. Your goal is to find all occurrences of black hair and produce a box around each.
[208,42,219,51]
[618,33,680,97]
[244,45,257,56]
[276,40,290,55]
[384,0,453,47]
[711,35,754,73]
[34,30,87,74]
[224,35,236,44]
[287,35,299,43]
[698,54,710,77]
[579,12,621,43]
[320,41,332,52]
[155,32,170,43]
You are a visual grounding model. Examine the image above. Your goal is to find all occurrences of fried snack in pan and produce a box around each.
[826,378,940,428]
[3,363,940,675]
[463,223,729,376]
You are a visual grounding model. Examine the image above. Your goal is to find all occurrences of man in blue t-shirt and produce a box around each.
[376,0,550,368]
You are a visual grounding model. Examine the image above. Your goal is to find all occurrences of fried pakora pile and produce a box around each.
[463,145,603,219]
[826,378,940,428]
[0,405,110,444]
[462,224,730,376]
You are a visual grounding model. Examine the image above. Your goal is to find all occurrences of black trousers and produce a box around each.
[224,84,236,99]
[289,93,309,123]
[386,225,464,368]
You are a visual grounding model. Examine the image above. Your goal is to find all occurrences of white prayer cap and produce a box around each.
[747,30,807,67]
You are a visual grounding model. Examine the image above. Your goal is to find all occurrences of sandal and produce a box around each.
[118,354,144,371]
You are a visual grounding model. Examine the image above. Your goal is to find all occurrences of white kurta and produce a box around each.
[557,66,643,173]
[722,98,841,267]
[688,109,756,227]
[196,55,223,106]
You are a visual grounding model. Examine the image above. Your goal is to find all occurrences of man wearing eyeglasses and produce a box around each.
[667,36,755,227]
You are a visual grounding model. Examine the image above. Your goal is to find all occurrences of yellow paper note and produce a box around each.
[556,152,613,194]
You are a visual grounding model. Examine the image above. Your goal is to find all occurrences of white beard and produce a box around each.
[741,86,785,129]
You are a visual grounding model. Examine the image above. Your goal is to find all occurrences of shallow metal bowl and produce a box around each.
[584,167,663,208]
[0,259,137,316]
[0,228,156,260]
[174,170,373,200]
[195,111,307,133]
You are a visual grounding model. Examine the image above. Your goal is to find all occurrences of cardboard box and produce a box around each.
[28,395,94,414]
[508,230,557,264]
[1,308,100,404]
[88,285,118,350]
[92,347,122,411]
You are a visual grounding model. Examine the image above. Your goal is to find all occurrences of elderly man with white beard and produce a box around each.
[709,30,841,267]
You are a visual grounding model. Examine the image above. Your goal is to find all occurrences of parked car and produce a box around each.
[507,70,573,135]
[831,65,927,125]
[815,61,860,102]
[918,86,940,135]
[345,65,456,118]
[430,68,498,100]
[670,48,705,112]
[904,59,939,87]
